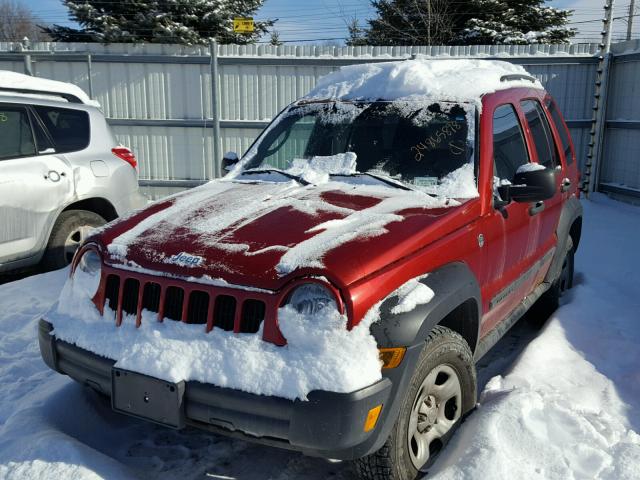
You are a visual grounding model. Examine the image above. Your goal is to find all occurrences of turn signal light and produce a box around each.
[364,405,383,432]
[379,347,406,369]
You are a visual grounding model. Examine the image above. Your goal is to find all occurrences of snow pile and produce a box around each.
[284,152,357,184]
[389,275,435,315]
[305,59,542,106]
[0,70,99,107]
[420,162,479,199]
[45,277,382,401]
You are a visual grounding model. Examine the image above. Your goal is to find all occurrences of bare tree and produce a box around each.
[0,0,50,42]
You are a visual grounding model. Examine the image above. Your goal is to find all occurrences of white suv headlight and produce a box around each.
[286,283,338,316]
[74,249,102,298]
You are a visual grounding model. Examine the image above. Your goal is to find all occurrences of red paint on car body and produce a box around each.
[84,86,579,346]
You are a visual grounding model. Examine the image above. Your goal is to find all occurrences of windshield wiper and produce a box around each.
[330,172,413,191]
[240,169,310,185]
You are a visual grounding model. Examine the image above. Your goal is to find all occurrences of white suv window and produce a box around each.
[34,106,90,153]
[0,106,36,160]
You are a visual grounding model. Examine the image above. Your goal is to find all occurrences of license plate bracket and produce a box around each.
[111,368,186,429]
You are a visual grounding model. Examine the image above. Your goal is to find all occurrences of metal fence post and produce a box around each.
[21,37,33,76]
[592,52,613,193]
[583,0,615,195]
[86,54,94,99]
[209,39,222,178]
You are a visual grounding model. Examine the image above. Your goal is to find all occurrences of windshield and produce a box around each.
[238,100,476,193]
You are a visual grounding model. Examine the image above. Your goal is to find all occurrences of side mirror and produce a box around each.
[222,151,239,171]
[506,167,557,203]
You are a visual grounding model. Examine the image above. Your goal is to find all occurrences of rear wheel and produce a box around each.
[534,237,575,320]
[355,326,476,480]
[42,210,106,271]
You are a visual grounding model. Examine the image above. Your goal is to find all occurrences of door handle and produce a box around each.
[529,201,545,216]
[561,178,571,192]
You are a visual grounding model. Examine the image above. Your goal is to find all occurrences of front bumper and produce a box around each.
[39,319,417,460]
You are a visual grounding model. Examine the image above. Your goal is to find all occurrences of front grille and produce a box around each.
[101,271,267,334]
[142,282,161,312]
[122,278,140,315]
[242,299,266,333]
[164,286,184,321]
[214,295,236,331]
[104,275,120,312]
[188,291,209,325]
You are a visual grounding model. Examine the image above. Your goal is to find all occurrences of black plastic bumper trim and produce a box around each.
[38,319,394,459]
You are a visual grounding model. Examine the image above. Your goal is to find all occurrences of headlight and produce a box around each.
[286,283,338,316]
[73,249,102,298]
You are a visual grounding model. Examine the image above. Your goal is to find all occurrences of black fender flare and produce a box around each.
[370,262,482,353]
[545,196,582,284]
[357,262,482,457]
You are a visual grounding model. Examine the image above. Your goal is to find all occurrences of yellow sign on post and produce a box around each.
[233,18,255,33]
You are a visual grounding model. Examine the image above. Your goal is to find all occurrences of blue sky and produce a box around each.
[22,0,640,44]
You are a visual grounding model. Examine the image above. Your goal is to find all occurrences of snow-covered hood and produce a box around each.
[95,179,476,290]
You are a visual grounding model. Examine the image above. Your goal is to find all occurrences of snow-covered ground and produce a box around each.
[0,193,638,479]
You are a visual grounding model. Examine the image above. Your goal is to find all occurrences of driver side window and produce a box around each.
[492,104,529,183]
[260,114,317,170]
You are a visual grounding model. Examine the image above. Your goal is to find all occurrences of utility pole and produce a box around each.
[627,0,636,41]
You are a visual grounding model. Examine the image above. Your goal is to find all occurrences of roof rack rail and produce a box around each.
[0,86,83,104]
[499,74,537,83]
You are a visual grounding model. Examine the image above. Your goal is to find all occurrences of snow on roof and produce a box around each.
[304,58,543,105]
[0,70,100,107]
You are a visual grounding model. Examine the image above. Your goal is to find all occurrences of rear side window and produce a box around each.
[520,99,557,169]
[492,104,529,181]
[546,99,573,164]
[30,114,55,153]
[0,105,36,160]
[34,106,90,153]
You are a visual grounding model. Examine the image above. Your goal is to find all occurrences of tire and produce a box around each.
[42,210,106,271]
[355,326,477,480]
[533,237,575,320]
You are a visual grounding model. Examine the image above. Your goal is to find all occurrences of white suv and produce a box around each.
[0,71,146,273]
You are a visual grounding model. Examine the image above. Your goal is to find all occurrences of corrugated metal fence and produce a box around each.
[0,40,637,199]
[598,40,640,199]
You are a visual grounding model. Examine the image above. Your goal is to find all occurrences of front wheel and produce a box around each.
[42,210,106,271]
[355,326,477,480]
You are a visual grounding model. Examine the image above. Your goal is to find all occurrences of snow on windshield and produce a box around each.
[230,99,478,197]
[283,152,357,184]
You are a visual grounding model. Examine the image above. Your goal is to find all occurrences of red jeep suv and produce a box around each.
[39,59,582,480]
